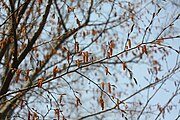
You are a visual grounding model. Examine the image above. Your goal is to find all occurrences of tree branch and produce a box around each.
[85,0,93,24]
[54,0,68,32]
[0,0,52,97]
[18,0,52,63]
[9,0,18,63]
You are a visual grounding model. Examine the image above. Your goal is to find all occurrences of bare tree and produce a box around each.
[0,0,179,120]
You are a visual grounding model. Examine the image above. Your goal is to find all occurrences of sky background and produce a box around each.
[0,0,179,120]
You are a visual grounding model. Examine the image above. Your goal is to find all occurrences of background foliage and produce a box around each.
[0,0,179,120]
